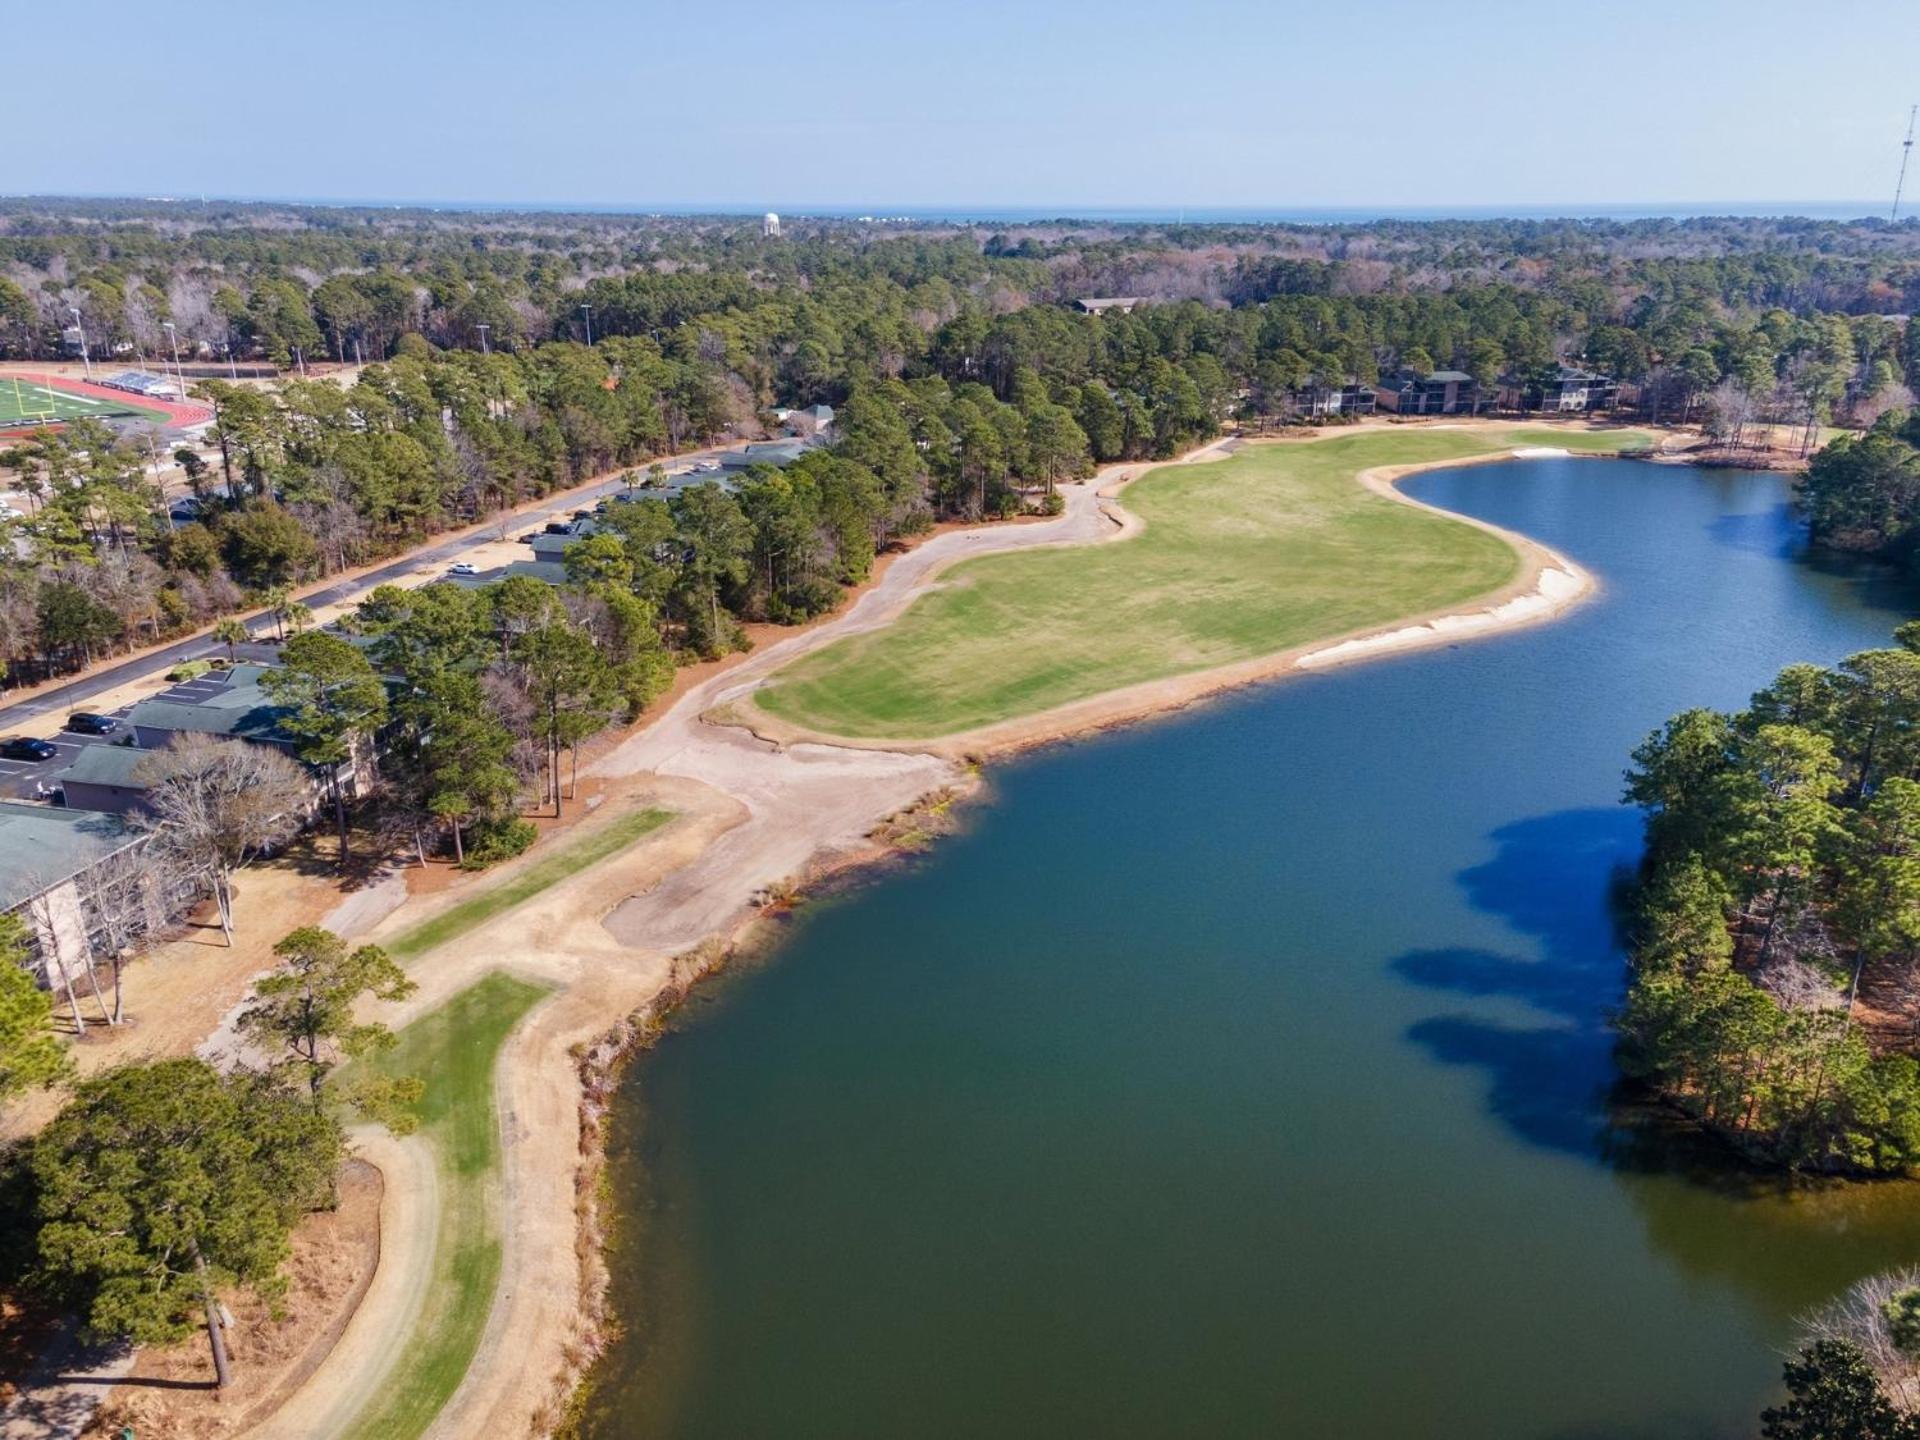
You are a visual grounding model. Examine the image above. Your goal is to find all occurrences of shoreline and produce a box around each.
[255,423,1658,1439]
[721,439,1603,760]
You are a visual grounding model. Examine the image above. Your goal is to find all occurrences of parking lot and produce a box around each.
[0,669,244,804]
[0,715,133,802]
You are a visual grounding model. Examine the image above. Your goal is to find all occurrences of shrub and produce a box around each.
[165,659,213,681]
[458,816,538,870]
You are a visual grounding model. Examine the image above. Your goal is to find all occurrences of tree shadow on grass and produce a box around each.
[1391,806,1641,1160]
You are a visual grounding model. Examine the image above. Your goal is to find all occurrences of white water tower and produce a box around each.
[763,212,781,238]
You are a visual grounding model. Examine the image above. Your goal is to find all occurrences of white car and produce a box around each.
[447,562,480,577]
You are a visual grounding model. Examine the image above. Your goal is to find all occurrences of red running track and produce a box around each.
[1,370,216,433]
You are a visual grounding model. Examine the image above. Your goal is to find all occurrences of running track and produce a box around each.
[0,370,215,435]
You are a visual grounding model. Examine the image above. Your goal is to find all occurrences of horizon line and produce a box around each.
[0,192,1904,223]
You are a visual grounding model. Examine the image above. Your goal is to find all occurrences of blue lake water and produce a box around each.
[584,457,1920,1439]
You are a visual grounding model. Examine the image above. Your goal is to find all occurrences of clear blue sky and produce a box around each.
[3,0,1916,213]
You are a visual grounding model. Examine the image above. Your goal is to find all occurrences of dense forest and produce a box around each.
[6,202,1920,696]
[1620,632,1920,1173]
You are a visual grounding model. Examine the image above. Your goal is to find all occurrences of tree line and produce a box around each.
[1619,631,1920,1173]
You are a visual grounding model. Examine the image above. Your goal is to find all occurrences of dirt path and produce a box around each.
[252,425,1635,1440]
[271,1131,439,1440]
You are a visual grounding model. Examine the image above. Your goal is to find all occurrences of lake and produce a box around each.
[583,456,1920,1439]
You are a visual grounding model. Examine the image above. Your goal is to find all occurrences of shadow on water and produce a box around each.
[1393,807,1640,1158]
[1705,498,1802,558]
[1798,546,1920,616]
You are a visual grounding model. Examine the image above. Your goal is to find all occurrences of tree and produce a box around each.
[261,631,390,862]
[1714,724,1842,958]
[670,482,754,657]
[212,615,250,662]
[390,669,519,863]
[136,734,310,944]
[239,927,418,1118]
[1835,779,1920,1010]
[76,845,171,1025]
[1801,433,1920,555]
[36,581,123,669]
[510,614,613,815]
[1761,1340,1918,1440]
[0,913,69,1099]
[28,1059,341,1389]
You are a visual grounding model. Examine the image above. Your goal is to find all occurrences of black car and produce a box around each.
[64,712,117,736]
[0,737,58,761]
[543,521,570,535]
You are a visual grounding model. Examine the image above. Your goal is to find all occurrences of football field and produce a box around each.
[0,376,162,428]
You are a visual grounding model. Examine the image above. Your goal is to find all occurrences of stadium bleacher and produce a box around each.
[100,370,181,399]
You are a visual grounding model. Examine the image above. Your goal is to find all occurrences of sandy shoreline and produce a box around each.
[724,440,1600,759]
[254,425,1636,1439]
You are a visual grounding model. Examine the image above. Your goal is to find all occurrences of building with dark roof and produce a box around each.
[0,801,152,988]
[1288,382,1376,418]
[124,664,293,751]
[1499,365,1620,414]
[56,743,159,817]
[1372,369,1486,416]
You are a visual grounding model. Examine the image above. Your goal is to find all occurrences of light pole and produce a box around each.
[67,306,93,380]
[161,321,187,398]
[142,430,174,531]
[580,305,593,348]
[476,323,490,355]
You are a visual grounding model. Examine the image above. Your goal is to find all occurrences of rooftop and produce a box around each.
[500,559,571,586]
[722,439,813,470]
[125,664,291,743]
[58,744,158,790]
[0,802,138,910]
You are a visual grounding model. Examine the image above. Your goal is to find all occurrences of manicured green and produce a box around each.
[338,972,553,1440]
[0,377,163,427]
[385,804,675,960]
[757,428,1650,739]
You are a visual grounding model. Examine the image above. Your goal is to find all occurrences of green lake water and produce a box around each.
[583,458,1920,1439]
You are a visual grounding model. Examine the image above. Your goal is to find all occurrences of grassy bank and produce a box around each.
[756,427,1647,739]
[339,972,553,1440]
[386,804,675,961]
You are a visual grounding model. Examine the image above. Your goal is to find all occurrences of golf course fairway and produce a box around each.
[754,427,1648,740]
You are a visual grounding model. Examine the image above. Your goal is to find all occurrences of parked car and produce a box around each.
[571,508,595,520]
[64,713,117,736]
[447,562,479,577]
[518,531,539,544]
[0,737,58,762]
[543,521,570,535]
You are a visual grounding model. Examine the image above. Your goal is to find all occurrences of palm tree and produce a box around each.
[261,586,292,641]
[283,602,314,636]
[211,617,249,663]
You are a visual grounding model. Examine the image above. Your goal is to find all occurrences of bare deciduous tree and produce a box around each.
[1800,1266,1920,1412]
[78,843,178,1024]
[134,735,312,945]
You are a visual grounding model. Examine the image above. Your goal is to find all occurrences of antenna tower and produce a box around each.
[1894,105,1918,221]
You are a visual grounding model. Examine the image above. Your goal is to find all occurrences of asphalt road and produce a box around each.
[0,445,737,732]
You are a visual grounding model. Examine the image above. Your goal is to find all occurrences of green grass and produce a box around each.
[0,377,158,427]
[757,427,1649,739]
[385,804,675,961]
[338,972,554,1440]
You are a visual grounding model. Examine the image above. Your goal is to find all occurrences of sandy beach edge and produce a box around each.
[721,439,1609,761]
